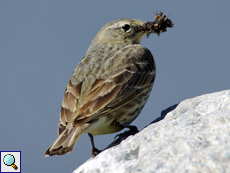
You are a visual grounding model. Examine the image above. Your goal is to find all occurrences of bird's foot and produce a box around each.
[114,124,139,140]
[91,147,102,157]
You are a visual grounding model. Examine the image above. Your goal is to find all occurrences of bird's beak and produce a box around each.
[142,12,173,36]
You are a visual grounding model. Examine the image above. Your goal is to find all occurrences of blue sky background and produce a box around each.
[1,1,230,172]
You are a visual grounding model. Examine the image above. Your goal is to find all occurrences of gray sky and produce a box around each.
[1,1,230,172]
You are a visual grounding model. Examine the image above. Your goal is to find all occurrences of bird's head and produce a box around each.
[90,14,173,46]
[92,19,148,45]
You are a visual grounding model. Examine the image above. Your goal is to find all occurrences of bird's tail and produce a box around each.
[45,123,90,156]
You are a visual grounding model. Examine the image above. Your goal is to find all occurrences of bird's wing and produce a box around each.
[58,46,155,135]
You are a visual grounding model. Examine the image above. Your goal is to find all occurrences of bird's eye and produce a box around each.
[122,24,131,32]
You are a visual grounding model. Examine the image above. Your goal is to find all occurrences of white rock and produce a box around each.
[74,90,230,173]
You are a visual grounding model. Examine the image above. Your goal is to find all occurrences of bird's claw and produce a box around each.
[114,125,139,140]
[91,148,102,157]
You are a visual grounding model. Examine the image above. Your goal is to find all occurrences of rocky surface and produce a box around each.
[74,90,230,173]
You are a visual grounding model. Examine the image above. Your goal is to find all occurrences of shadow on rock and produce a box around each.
[149,103,178,125]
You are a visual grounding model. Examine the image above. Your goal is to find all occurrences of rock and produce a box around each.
[74,90,230,173]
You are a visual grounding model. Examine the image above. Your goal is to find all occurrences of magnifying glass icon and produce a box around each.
[3,154,18,170]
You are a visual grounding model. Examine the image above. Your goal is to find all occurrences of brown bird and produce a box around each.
[45,14,173,156]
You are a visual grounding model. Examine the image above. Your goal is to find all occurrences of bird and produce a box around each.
[45,14,173,156]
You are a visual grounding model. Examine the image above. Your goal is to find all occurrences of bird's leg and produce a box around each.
[114,124,139,140]
[88,133,101,157]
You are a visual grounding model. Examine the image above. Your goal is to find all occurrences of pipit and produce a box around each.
[45,13,173,156]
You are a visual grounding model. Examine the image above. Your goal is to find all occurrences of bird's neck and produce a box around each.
[86,42,132,55]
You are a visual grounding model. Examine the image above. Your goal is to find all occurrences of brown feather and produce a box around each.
[45,123,90,156]
[60,107,74,125]
[90,79,105,92]
[74,85,122,122]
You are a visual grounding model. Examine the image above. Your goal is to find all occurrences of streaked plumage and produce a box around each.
[45,16,173,156]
